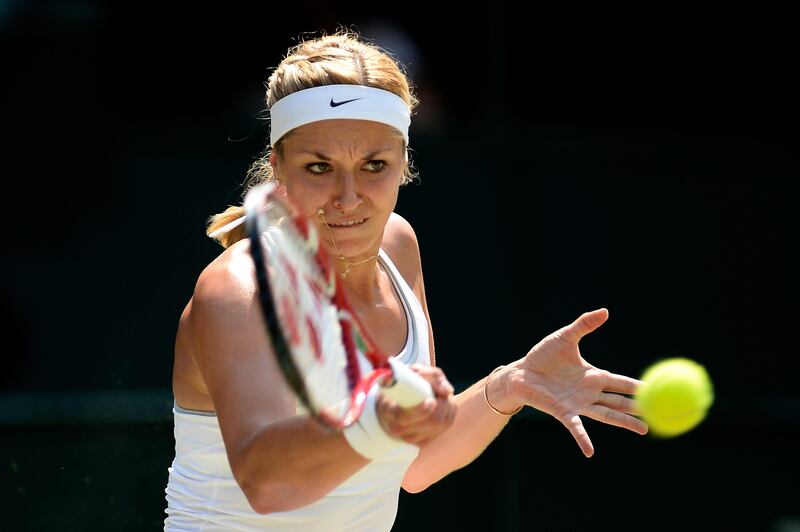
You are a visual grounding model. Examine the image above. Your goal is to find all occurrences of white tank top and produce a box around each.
[164,249,430,531]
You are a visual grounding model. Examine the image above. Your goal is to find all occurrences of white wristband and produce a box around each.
[343,384,406,460]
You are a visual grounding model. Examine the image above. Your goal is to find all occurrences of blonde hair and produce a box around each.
[206,30,419,248]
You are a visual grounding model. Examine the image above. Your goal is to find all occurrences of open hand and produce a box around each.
[508,308,648,457]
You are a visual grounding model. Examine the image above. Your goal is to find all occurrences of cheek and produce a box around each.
[386,176,401,201]
[284,179,325,217]
[376,187,400,219]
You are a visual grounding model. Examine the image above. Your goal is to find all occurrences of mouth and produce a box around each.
[326,217,368,228]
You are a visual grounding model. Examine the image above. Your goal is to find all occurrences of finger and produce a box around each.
[603,371,642,395]
[582,404,649,435]
[411,397,455,427]
[559,308,609,344]
[411,364,454,397]
[393,414,449,445]
[393,398,456,442]
[432,375,455,397]
[388,394,455,434]
[403,397,438,419]
[383,396,436,427]
[596,392,638,415]
[561,413,595,458]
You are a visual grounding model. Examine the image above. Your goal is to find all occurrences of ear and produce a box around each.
[268,152,281,183]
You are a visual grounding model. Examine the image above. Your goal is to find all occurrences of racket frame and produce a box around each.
[245,183,396,430]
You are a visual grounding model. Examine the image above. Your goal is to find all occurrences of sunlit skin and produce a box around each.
[269,119,406,299]
[170,118,457,512]
[169,116,650,516]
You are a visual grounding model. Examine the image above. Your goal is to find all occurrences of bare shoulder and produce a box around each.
[193,240,257,308]
[382,212,422,286]
[179,239,262,371]
[173,238,264,410]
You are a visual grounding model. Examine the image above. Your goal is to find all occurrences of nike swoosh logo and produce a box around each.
[330,98,363,107]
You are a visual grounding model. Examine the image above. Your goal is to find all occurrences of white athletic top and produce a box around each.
[164,249,430,531]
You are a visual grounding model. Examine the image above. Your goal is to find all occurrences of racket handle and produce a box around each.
[381,358,435,407]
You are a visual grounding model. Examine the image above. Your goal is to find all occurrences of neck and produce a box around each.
[333,254,378,279]
[331,251,379,276]
[332,252,382,303]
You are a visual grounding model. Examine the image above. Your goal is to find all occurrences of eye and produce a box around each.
[364,160,387,173]
[305,162,331,175]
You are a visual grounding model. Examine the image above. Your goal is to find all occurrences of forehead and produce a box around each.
[281,119,404,155]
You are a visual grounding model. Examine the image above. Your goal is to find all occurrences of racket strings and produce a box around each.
[261,204,352,419]
[316,209,378,278]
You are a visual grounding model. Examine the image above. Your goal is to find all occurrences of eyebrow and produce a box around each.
[297,148,394,161]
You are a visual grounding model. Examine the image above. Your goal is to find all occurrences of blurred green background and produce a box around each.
[2,1,798,530]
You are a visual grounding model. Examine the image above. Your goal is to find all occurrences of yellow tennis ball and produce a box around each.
[636,357,714,438]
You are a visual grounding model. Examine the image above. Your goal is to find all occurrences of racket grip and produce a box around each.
[381,358,435,407]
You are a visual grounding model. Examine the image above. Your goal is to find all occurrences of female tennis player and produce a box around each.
[164,31,649,531]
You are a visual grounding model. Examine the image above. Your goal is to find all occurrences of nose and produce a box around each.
[333,174,363,212]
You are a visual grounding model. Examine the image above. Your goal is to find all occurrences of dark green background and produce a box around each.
[2,2,798,530]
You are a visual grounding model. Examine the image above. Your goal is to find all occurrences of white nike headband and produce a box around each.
[268,85,411,147]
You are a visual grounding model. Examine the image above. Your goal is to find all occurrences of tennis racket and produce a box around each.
[242,182,433,430]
